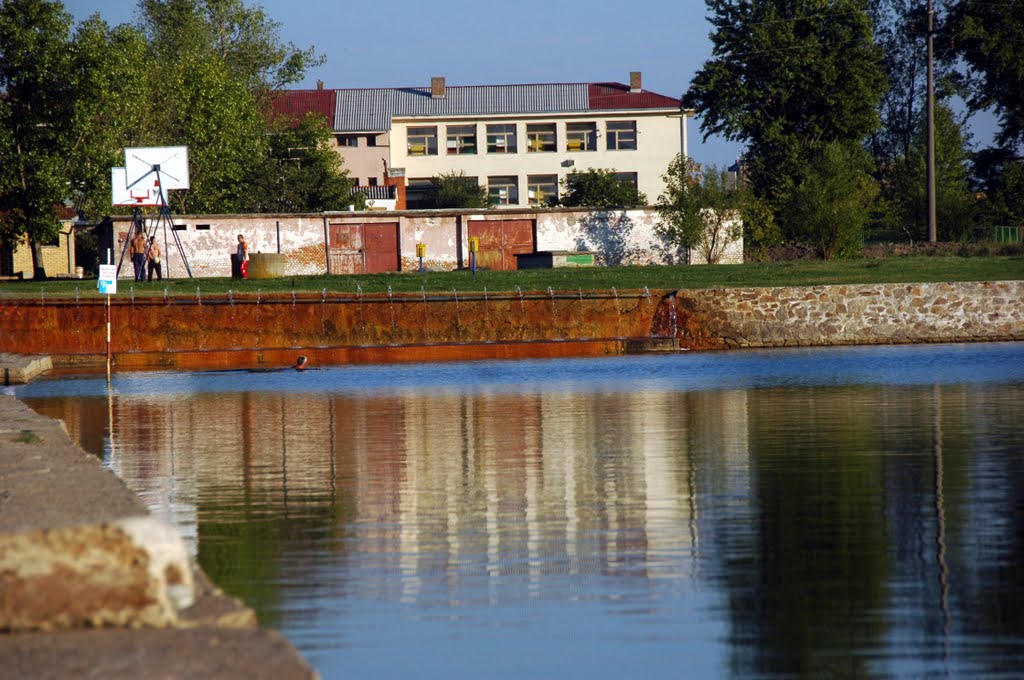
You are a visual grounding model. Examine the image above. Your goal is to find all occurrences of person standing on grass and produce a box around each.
[236,234,250,279]
[147,237,162,281]
[130,231,147,282]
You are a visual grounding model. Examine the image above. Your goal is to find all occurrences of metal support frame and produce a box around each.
[115,168,193,279]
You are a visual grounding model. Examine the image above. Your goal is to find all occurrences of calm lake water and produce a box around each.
[16,343,1024,679]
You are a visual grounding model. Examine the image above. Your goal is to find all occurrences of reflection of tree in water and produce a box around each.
[717,386,892,677]
[707,383,1024,677]
[574,211,641,266]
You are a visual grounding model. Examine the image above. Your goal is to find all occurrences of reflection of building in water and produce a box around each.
[92,386,752,595]
[358,389,754,601]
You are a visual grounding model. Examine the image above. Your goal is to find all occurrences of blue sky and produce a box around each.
[62,0,994,169]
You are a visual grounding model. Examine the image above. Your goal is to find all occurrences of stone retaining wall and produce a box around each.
[674,281,1024,348]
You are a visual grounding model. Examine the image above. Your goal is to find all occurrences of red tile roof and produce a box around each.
[587,83,681,110]
[270,89,335,126]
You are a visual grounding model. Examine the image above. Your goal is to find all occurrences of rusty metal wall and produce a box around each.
[0,289,679,370]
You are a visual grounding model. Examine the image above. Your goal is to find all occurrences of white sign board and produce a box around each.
[124,146,190,193]
[98,264,118,295]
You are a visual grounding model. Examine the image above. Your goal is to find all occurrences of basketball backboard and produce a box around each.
[124,146,190,193]
[111,167,161,207]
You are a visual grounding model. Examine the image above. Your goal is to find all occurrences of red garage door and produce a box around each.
[329,223,400,274]
[467,219,535,271]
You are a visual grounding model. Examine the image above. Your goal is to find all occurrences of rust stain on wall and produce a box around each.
[0,290,677,370]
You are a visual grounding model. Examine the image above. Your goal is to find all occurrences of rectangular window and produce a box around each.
[407,126,438,156]
[366,135,378,147]
[613,172,639,189]
[446,124,477,155]
[406,177,435,209]
[488,175,519,205]
[368,177,378,187]
[338,135,360,147]
[607,121,637,150]
[486,124,517,153]
[527,175,558,206]
[566,122,597,151]
[526,123,556,153]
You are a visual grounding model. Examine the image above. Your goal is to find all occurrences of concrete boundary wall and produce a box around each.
[102,207,743,279]
[673,281,1024,348]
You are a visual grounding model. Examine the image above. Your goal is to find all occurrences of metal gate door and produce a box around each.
[328,224,363,274]
[329,223,400,274]
[363,223,400,273]
[467,219,535,270]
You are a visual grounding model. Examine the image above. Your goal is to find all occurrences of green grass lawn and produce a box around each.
[1,256,1021,299]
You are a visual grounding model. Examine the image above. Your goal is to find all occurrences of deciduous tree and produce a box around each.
[655,155,745,264]
[784,141,879,259]
[881,103,976,241]
[135,0,323,213]
[943,0,1024,149]
[250,113,358,212]
[0,0,76,279]
[684,0,887,211]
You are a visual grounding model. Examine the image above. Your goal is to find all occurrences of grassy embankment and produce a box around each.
[0,256,1021,299]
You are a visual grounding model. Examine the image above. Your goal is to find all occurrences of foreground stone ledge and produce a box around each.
[0,517,194,632]
[0,353,51,385]
[0,396,317,679]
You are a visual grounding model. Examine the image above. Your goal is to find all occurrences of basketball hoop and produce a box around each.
[110,146,193,278]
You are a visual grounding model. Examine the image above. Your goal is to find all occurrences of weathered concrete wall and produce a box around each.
[105,206,744,279]
[535,210,743,266]
[672,281,1024,348]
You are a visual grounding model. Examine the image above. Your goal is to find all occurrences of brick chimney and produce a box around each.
[431,76,446,98]
[316,79,324,91]
[630,71,642,93]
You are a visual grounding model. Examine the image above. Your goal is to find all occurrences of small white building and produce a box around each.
[273,72,691,209]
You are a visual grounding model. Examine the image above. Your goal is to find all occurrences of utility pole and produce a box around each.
[927,0,938,242]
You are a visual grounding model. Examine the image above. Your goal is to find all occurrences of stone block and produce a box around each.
[0,516,194,632]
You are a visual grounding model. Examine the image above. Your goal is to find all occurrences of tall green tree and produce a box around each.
[972,149,1024,230]
[684,0,888,211]
[250,113,358,213]
[882,103,976,241]
[0,0,77,279]
[560,168,647,209]
[139,0,319,95]
[868,0,932,169]
[784,141,879,259]
[136,0,322,213]
[655,155,746,264]
[67,17,153,218]
[943,0,1024,149]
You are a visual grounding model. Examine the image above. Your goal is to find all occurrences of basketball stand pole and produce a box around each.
[151,167,193,278]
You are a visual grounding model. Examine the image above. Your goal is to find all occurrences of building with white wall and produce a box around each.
[274,73,690,209]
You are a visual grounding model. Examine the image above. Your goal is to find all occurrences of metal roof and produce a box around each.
[329,82,679,132]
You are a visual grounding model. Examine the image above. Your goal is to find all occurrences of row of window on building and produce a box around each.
[401,120,639,156]
[404,172,639,208]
